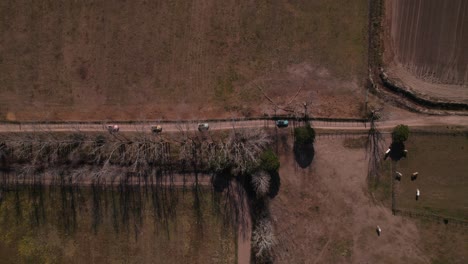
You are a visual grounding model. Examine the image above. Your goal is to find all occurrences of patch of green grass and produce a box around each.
[369,160,392,204]
[331,239,353,259]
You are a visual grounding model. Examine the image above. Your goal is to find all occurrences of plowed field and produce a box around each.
[389,0,468,86]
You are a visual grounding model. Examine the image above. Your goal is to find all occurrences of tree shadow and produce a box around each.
[389,141,406,161]
[294,143,315,168]
[212,170,231,193]
[268,171,281,199]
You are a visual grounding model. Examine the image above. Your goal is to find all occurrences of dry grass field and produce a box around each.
[0,188,236,264]
[0,0,368,121]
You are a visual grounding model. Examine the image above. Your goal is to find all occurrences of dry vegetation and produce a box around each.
[0,188,236,264]
[0,0,368,121]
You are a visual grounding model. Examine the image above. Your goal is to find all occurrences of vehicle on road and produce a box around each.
[276,120,289,128]
[198,123,209,131]
[151,125,163,133]
[107,125,119,133]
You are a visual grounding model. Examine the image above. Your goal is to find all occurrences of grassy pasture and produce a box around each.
[395,134,468,220]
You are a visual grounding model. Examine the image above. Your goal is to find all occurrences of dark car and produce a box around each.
[276,120,289,128]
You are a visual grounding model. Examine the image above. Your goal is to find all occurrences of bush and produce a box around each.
[94,135,106,147]
[392,124,409,143]
[294,125,315,145]
[259,149,280,173]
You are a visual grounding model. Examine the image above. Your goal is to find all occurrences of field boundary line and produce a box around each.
[392,208,468,227]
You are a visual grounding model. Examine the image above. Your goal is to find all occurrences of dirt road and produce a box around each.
[1,115,468,134]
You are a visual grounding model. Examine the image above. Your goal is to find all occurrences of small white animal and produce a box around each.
[395,171,403,180]
[416,189,420,200]
[376,225,382,236]
[411,172,419,181]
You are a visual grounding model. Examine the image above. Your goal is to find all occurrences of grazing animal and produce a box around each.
[395,171,403,181]
[416,189,420,200]
[376,225,382,236]
[384,149,391,160]
[411,172,419,181]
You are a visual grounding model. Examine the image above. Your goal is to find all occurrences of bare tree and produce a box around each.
[252,214,276,262]
[251,171,271,197]
[366,113,385,183]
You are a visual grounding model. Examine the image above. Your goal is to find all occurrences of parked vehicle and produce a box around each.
[275,120,289,128]
[107,125,119,133]
[198,123,209,131]
[151,125,163,133]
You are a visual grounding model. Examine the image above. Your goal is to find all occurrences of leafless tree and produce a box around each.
[252,171,271,197]
[252,213,276,263]
[366,113,385,183]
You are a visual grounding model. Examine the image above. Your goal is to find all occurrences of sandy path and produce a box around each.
[386,65,468,103]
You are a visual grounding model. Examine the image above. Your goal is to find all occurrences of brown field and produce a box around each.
[384,0,468,103]
[396,134,468,220]
[0,0,368,121]
[0,188,236,264]
[270,133,468,263]
[388,0,468,85]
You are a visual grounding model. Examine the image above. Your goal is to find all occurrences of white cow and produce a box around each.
[395,171,403,181]
[416,189,420,200]
[376,225,382,236]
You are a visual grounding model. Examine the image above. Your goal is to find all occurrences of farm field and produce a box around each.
[0,0,368,121]
[270,133,468,263]
[384,0,468,103]
[396,134,468,220]
[0,187,236,264]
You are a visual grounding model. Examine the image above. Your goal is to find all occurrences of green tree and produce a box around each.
[392,124,410,142]
[259,149,280,173]
[294,124,316,145]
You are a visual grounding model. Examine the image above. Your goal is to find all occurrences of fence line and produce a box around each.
[392,209,468,227]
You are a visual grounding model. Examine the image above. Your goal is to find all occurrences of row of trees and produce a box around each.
[0,126,277,237]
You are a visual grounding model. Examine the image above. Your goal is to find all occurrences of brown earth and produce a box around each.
[386,0,468,85]
[270,134,468,263]
[0,0,369,121]
[383,0,468,104]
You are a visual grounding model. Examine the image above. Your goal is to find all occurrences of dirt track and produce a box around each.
[1,115,468,134]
